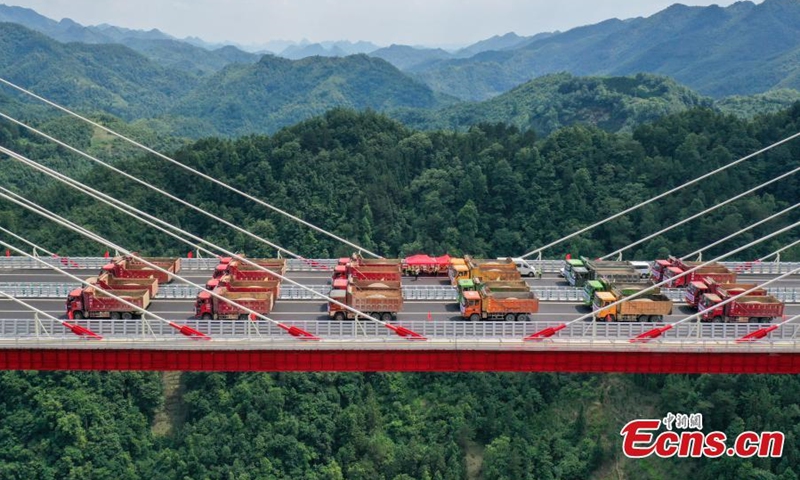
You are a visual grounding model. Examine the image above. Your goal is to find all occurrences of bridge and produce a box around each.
[0,78,799,374]
[1,257,799,373]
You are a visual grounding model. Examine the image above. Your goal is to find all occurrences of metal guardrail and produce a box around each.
[3,318,799,342]
[1,282,799,303]
[2,257,799,275]
[0,257,337,272]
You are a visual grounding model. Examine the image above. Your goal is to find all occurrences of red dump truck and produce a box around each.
[327,281,403,321]
[206,275,281,298]
[212,259,286,280]
[194,288,274,320]
[651,257,736,288]
[460,289,539,321]
[332,258,402,281]
[66,286,151,319]
[104,256,181,284]
[88,274,159,297]
[663,264,737,288]
[684,280,766,309]
[698,294,784,323]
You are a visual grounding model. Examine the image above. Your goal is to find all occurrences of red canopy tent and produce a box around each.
[402,254,451,274]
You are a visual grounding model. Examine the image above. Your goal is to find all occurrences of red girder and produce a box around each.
[1,349,800,373]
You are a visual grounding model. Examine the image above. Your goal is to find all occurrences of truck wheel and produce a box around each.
[381,313,393,322]
[201,313,212,320]
[637,315,648,322]
[110,312,121,320]
[516,314,529,322]
[469,314,481,322]
[72,311,84,320]
[334,312,345,321]
[122,312,133,320]
[712,316,723,323]
[651,315,662,322]
[748,317,760,324]
[238,314,249,320]
[504,313,515,322]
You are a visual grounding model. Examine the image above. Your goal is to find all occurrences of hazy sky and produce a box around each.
[4,0,761,48]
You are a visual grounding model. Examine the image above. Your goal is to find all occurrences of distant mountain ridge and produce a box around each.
[0,4,259,74]
[411,0,800,100]
[0,22,446,135]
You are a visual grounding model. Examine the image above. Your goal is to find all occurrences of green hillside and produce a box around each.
[716,89,800,118]
[393,73,712,135]
[168,54,445,136]
[0,22,197,119]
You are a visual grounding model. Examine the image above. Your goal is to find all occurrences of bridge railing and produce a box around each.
[2,282,798,303]
[3,318,799,343]
[2,256,799,275]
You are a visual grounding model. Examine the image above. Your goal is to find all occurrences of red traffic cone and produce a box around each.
[5,249,9,257]
[187,251,193,258]
[427,311,432,321]
[104,250,109,258]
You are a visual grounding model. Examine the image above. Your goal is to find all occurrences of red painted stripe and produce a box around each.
[0,349,798,373]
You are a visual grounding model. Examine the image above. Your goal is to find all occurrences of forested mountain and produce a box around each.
[0,23,197,119]
[0,4,174,44]
[717,89,800,118]
[411,0,800,100]
[0,23,446,136]
[369,45,454,71]
[454,32,533,57]
[0,4,258,74]
[1,105,800,478]
[392,73,712,136]
[280,40,380,59]
[167,54,448,136]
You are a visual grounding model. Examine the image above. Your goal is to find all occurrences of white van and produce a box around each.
[497,257,538,277]
[629,261,651,279]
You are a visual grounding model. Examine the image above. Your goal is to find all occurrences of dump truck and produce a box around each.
[456,278,529,302]
[332,256,402,281]
[582,280,650,306]
[663,262,737,288]
[449,257,521,285]
[103,256,181,284]
[87,273,159,297]
[460,289,539,321]
[346,265,402,281]
[206,275,281,298]
[698,294,784,323]
[476,279,530,294]
[327,282,403,321]
[66,286,151,319]
[212,258,286,280]
[651,257,737,287]
[194,288,273,320]
[565,257,643,287]
[684,280,766,309]
[650,259,673,283]
[592,290,673,322]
